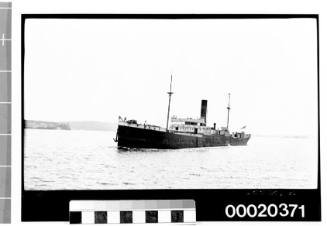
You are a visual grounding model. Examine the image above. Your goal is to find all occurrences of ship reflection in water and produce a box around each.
[24,129,316,190]
[115,76,250,150]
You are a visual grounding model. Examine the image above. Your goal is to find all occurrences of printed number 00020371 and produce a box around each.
[225,204,305,218]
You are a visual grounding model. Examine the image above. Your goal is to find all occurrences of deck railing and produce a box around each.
[118,121,167,132]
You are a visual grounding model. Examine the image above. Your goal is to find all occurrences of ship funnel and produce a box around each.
[200,99,208,125]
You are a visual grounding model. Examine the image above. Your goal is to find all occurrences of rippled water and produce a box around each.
[24,129,317,190]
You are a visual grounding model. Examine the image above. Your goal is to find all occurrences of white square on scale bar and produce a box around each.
[107,211,120,224]
[82,211,94,224]
[158,210,171,223]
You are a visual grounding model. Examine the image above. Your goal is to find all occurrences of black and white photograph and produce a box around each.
[23,17,318,192]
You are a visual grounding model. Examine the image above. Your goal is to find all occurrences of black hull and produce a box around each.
[117,125,229,149]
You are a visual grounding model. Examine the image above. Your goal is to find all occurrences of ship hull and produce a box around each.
[117,125,229,149]
[230,135,251,146]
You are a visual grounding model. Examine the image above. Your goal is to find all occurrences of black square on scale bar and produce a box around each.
[95,211,107,224]
[171,210,184,223]
[146,210,158,223]
[120,211,133,223]
[69,211,81,224]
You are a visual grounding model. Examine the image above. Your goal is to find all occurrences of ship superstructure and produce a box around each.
[115,76,250,149]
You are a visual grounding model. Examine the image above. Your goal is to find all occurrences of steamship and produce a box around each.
[114,76,250,149]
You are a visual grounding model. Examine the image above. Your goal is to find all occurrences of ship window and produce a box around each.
[185,121,197,125]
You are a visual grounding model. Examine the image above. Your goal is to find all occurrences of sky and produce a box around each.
[24,18,318,136]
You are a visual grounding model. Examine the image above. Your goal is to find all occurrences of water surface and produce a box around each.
[24,129,317,190]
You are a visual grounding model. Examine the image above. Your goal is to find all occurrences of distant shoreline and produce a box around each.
[24,120,117,132]
[24,120,311,138]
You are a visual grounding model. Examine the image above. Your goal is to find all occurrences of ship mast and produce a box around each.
[166,75,174,131]
[226,93,231,130]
